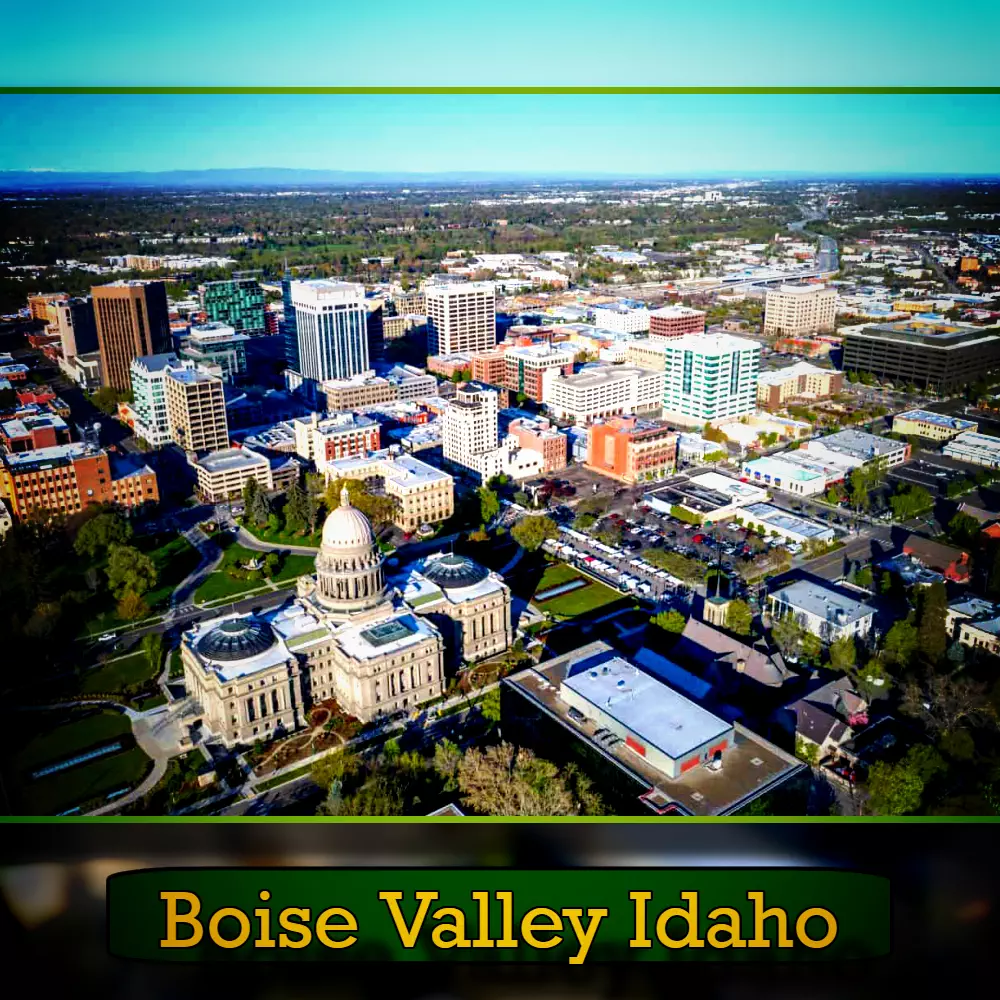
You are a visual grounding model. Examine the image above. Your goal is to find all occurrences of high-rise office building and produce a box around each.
[763,284,837,338]
[660,333,761,427]
[202,278,266,337]
[281,269,299,371]
[291,280,369,383]
[426,282,497,356]
[164,366,230,453]
[176,322,249,384]
[92,281,171,392]
[442,383,500,474]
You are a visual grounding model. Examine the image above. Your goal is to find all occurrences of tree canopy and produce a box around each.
[511,515,559,552]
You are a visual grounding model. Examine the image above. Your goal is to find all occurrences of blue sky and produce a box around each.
[2,0,1000,87]
[1,94,999,175]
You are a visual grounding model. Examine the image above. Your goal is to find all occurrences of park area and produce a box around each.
[530,561,623,618]
[194,532,315,604]
[3,708,152,815]
[83,533,201,634]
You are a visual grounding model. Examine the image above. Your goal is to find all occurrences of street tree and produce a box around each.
[511,515,559,552]
[106,544,157,598]
[478,487,500,525]
[725,599,753,636]
[74,510,133,560]
[829,635,857,672]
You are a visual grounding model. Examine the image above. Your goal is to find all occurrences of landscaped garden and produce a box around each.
[194,533,313,604]
[3,708,152,815]
[119,750,218,815]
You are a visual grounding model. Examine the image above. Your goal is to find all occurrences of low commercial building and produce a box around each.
[805,429,909,469]
[767,580,875,643]
[586,416,677,484]
[324,447,454,532]
[426,354,472,379]
[892,410,978,441]
[318,373,397,411]
[542,365,664,423]
[644,471,768,523]
[192,446,298,502]
[502,641,804,815]
[384,364,438,403]
[756,362,843,408]
[0,413,71,453]
[677,433,727,464]
[841,322,1000,391]
[591,303,650,335]
[740,453,848,497]
[292,412,381,470]
[1,442,158,519]
[734,503,836,546]
[943,430,1000,468]
[507,417,568,473]
[648,305,706,340]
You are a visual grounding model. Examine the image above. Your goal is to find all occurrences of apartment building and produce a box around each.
[502,343,575,401]
[291,280,369,382]
[164,366,230,453]
[324,448,454,532]
[129,353,180,448]
[506,417,568,473]
[1,443,158,519]
[292,412,381,469]
[542,365,664,423]
[767,580,875,643]
[92,281,171,392]
[648,305,706,340]
[756,361,843,408]
[660,333,761,427]
[425,282,497,355]
[586,416,678,484]
[763,284,837,337]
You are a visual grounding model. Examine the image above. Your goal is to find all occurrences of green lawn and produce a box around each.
[195,537,314,601]
[5,709,152,815]
[168,648,184,679]
[274,553,316,582]
[241,521,321,548]
[78,651,158,696]
[533,564,623,618]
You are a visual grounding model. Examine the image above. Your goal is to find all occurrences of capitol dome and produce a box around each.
[322,486,375,550]
[422,553,489,591]
[197,618,277,662]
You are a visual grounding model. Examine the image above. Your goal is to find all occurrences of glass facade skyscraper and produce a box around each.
[282,270,299,371]
[202,279,266,337]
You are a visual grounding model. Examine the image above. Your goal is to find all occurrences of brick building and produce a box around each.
[585,416,677,484]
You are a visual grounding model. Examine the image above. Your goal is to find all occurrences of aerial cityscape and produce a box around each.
[3,155,1000,817]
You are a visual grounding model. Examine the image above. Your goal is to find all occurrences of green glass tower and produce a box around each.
[202,279,266,337]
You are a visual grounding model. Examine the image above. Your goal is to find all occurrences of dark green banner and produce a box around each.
[108,868,889,963]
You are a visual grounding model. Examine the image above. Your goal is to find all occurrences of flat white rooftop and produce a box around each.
[561,654,731,761]
[333,610,437,661]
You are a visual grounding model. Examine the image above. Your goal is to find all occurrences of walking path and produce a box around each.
[168,526,223,617]
[235,525,320,555]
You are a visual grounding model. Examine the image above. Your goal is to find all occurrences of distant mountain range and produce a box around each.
[2,168,995,191]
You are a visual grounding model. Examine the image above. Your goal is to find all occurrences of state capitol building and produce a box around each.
[181,487,512,747]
